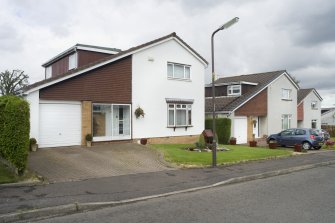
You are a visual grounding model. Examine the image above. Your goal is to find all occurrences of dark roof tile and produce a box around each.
[297,88,314,104]
[205,70,288,113]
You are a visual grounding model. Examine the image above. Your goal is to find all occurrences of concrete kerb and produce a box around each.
[1,160,335,223]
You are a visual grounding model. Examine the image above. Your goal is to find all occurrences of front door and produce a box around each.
[112,105,130,139]
[252,117,259,138]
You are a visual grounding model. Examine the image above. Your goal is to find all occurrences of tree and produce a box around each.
[0,70,29,96]
[291,75,300,85]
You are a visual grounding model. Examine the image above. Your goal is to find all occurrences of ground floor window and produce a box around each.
[311,119,317,129]
[281,114,292,130]
[167,103,192,127]
[92,104,131,141]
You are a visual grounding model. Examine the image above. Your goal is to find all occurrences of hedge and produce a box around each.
[0,96,30,174]
[205,118,231,144]
[321,125,335,137]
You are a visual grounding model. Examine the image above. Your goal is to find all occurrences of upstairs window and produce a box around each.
[45,66,52,79]
[311,119,317,128]
[227,85,241,96]
[167,62,191,80]
[69,53,77,70]
[311,101,318,109]
[281,89,292,100]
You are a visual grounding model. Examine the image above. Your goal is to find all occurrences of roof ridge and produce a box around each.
[215,70,286,81]
[25,32,207,92]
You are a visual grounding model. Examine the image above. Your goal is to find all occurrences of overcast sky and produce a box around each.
[1,0,334,106]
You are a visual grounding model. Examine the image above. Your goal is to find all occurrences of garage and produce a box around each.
[39,101,81,148]
[234,116,247,144]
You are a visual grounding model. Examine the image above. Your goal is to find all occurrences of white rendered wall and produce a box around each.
[302,92,322,128]
[132,39,206,139]
[322,110,335,125]
[259,116,268,137]
[267,75,297,134]
[25,90,40,142]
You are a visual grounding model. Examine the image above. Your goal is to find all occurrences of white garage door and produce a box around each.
[234,116,247,144]
[39,102,81,148]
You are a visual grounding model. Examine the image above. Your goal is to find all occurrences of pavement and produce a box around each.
[28,143,172,182]
[1,150,335,222]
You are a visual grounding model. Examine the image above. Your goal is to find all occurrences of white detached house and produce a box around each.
[205,70,299,144]
[24,33,208,148]
[297,88,323,129]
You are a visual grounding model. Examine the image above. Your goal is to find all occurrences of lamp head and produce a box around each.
[219,17,239,30]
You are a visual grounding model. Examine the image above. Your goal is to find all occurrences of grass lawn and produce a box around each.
[151,144,293,167]
[0,162,17,184]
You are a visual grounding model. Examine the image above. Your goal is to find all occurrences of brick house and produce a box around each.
[24,33,208,148]
[205,70,300,144]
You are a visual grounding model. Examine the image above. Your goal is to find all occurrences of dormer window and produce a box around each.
[45,66,52,79]
[69,53,77,70]
[227,85,241,96]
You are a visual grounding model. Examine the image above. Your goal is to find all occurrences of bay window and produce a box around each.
[167,103,192,127]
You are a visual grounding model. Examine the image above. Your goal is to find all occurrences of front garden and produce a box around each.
[151,144,293,167]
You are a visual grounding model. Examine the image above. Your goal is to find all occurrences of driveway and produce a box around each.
[28,143,173,182]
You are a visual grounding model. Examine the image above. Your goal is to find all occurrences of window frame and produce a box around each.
[69,53,78,70]
[227,85,241,96]
[281,89,292,100]
[167,103,192,127]
[281,114,292,130]
[45,66,52,79]
[167,62,191,80]
[311,101,318,110]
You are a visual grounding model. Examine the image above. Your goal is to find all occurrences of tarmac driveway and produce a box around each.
[28,143,173,182]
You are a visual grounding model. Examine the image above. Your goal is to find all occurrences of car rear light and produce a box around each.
[310,135,315,140]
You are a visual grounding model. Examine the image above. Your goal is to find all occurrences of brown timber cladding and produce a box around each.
[235,89,267,116]
[297,102,304,121]
[40,56,132,103]
[77,50,111,68]
[50,51,111,77]
[51,55,70,77]
[205,84,256,97]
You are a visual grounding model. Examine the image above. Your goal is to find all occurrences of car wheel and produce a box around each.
[302,142,311,150]
[314,146,321,150]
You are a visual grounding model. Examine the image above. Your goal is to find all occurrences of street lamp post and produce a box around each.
[211,17,239,167]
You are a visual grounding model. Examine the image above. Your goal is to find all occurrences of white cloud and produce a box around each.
[0,0,334,106]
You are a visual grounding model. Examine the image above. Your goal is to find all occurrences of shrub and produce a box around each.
[0,96,30,174]
[30,138,37,145]
[197,134,206,149]
[205,118,231,144]
[85,134,93,142]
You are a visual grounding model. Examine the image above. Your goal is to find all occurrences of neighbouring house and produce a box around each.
[321,107,335,125]
[297,88,322,129]
[205,70,299,144]
[24,33,208,148]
